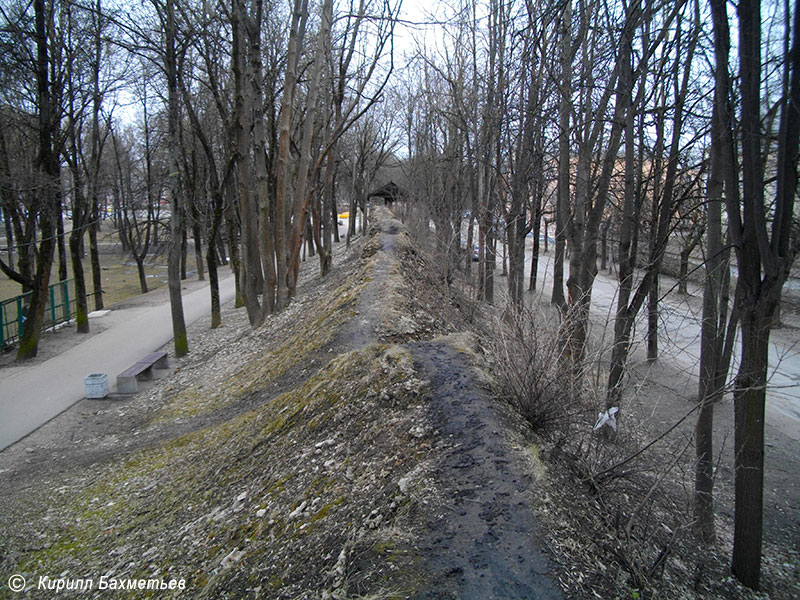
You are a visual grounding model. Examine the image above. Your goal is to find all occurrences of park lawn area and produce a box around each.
[0,251,170,308]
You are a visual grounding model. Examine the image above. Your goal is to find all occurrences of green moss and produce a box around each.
[265,473,294,497]
[75,308,89,332]
[151,271,367,424]
[16,333,38,360]
[174,331,189,357]
[373,540,395,555]
[526,443,548,481]
[308,498,345,524]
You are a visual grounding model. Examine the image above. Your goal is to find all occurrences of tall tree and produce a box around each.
[151,0,189,356]
[177,5,236,329]
[62,0,112,334]
[562,0,642,360]
[551,0,573,311]
[606,0,701,407]
[709,0,800,588]
[693,64,736,543]
[0,0,66,360]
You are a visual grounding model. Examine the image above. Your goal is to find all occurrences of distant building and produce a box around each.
[367,181,406,208]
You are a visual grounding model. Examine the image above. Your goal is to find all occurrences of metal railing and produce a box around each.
[0,279,100,348]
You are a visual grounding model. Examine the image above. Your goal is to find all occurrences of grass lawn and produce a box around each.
[0,249,171,308]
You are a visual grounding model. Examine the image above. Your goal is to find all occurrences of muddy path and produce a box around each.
[335,219,399,351]
[407,341,563,599]
[337,212,563,596]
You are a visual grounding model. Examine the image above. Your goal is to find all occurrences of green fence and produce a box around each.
[0,279,99,349]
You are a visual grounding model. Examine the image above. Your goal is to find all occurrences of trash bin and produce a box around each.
[85,373,109,399]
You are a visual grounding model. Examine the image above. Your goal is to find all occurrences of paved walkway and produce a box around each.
[0,275,237,450]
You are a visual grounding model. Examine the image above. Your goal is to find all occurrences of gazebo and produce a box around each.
[367,181,406,208]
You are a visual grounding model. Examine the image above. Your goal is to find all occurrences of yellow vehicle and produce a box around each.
[338,212,350,220]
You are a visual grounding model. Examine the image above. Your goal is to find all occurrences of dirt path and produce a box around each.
[409,341,563,599]
[336,219,398,351]
[341,212,563,596]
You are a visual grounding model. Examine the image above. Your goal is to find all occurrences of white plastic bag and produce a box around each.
[594,406,619,432]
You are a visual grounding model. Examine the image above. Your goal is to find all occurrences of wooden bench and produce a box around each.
[116,351,169,394]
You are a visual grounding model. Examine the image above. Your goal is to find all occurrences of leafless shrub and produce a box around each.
[483,304,595,432]
[546,392,699,595]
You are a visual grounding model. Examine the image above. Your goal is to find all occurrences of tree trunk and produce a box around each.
[231,0,265,325]
[56,207,68,281]
[551,0,572,312]
[529,201,541,291]
[679,250,690,294]
[206,192,223,329]
[86,0,104,314]
[646,135,661,362]
[68,228,89,333]
[600,220,608,271]
[190,198,204,281]
[465,212,475,275]
[135,255,149,293]
[89,216,103,309]
[694,109,733,542]
[319,145,335,277]
[224,182,243,307]
[732,306,772,588]
[274,0,309,310]
[331,182,340,244]
[647,276,659,362]
[164,0,188,357]
[207,246,220,329]
[217,234,227,265]
[606,1,698,400]
[245,0,276,319]
[17,0,60,361]
[16,228,56,360]
[720,0,800,586]
[607,70,637,406]
[285,0,331,300]
[180,219,187,280]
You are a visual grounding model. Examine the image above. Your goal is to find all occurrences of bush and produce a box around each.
[483,304,592,432]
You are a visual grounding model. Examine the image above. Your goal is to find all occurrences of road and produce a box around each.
[0,274,237,450]
[518,237,800,441]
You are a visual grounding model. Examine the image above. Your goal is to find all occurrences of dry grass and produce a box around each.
[0,245,173,308]
[0,222,438,599]
[0,218,181,307]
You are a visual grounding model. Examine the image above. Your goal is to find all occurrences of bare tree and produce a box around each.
[607,0,701,407]
[112,115,160,294]
[62,0,114,333]
[0,0,66,359]
[693,61,736,543]
[551,0,573,311]
[177,3,237,329]
[709,0,800,588]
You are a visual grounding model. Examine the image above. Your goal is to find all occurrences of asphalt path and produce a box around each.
[0,274,236,450]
